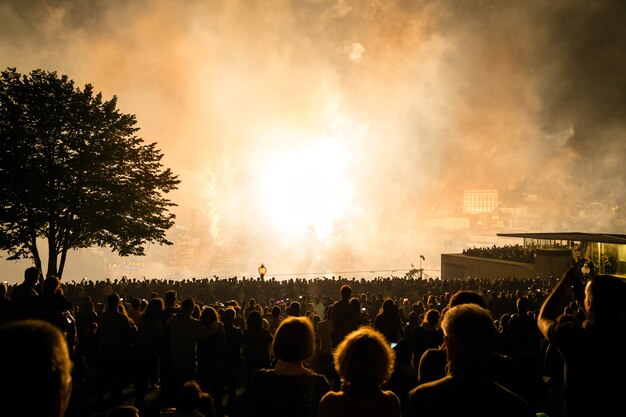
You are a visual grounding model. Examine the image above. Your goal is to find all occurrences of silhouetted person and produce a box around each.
[161,380,213,417]
[244,316,330,417]
[134,297,165,406]
[97,293,138,405]
[10,266,42,320]
[383,337,418,411]
[506,295,543,408]
[407,304,535,417]
[410,308,443,371]
[222,306,243,415]
[374,299,405,343]
[163,290,181,323]
[538,267,626,417]
[197,306,226,416]
[38,275,76,357]
[417,290,527,403]
[166,298,209,403]
[317,326,401,417]
[330,285,359,348]
[0,319,73,417]
[242,310,272,382]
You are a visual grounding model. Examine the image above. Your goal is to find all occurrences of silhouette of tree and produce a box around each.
[0,68,180,277]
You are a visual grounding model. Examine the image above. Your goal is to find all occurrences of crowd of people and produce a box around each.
[462,244,537,263]
[1,262,625,417]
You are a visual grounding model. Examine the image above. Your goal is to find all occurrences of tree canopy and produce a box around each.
[0,68,180,278]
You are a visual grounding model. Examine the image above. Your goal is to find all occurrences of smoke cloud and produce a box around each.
[1,0,624,280]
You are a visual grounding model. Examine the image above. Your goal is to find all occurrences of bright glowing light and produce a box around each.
[259,137,352,238]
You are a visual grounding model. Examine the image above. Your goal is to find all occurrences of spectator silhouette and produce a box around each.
[242,310,272,383]
[317,326,401,417]
[163,290,181,323]
[417,290,527,402]
[10,266,42,320]
[97,292,138,405]
[407,304,535,417]
[537,267,626,417]
[287,300,301,317]
[243,316,330,417]
[316,305,335,388]
[38,275,77,357]
[165,298,209,403]
[133,297,165,406]
[160,380,215,417]
[403,310,419,341]
[330,285,359,348]
[506,295,543,408]
[410,308,443,371]
[0,319,73,417]
[383,337,417,412]
[374,299,405,344]
[222,306,243,415]
[197,306,226,416]
[267,305,282,335]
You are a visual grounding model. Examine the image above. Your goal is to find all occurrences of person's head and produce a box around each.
[247,310,263,330]
[271,305,281,319]
[381,298,395,315]
[176,380,203,414]
[222,306,236,325]
[24,266,41,285]
[448,290,486,309]
[200,306,219,326]
[107,293,121,310]
[131,297,141,310]
[584,274,626,326]
[0,282,7,298]
[192,304,201,319]
[42,275,61,294]
[340,285,352,301]
[333,327,394,391]
[181,298,196,315]
[516,296,529,314]
[442,304,496,365]
[288,300,301,316]
[164,290,177,307]
[423,308,440,326]
[350,297,361,311]
[0,320,72,417]
[272,316,315,363]
[144,297,164,321]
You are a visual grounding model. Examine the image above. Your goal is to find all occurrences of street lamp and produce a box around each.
[258,264,267,280]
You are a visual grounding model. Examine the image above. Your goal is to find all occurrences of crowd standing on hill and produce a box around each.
[1,260,624,417]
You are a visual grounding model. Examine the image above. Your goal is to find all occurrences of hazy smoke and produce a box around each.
[0,0,624,280]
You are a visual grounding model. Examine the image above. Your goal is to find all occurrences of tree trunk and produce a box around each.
[58,248,68,279]
[47,237,58,278]
[30,237,42,274]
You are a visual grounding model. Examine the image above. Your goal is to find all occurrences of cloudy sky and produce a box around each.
[1,0,625,280]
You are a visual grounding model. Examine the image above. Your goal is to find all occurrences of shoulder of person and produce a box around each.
[381,390,402,411]
[319,389,343,403]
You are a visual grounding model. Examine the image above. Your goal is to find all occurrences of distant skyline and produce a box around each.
[1,0,625,280]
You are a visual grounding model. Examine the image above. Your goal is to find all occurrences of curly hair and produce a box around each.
[333,326,395,390]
